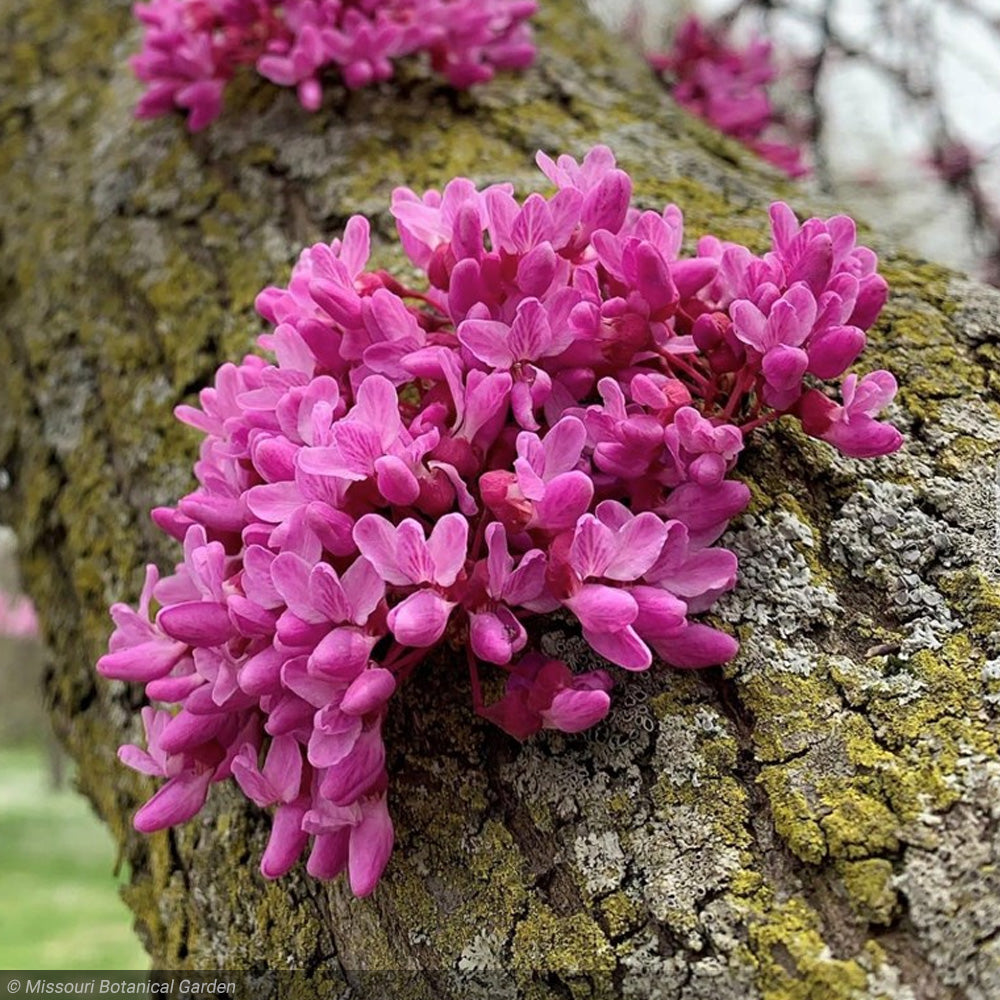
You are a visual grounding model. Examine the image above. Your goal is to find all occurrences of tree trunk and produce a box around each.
[3,1,1000,997]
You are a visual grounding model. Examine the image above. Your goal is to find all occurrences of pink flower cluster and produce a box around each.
[131,0,537,131]
[99,146,900,896]
[650,16,807,179]
[0,591,39,640]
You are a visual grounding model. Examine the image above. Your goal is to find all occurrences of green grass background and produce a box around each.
[0,745,148,970]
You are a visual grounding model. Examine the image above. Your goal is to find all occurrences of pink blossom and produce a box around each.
[799,371,903,458]
[97,566,188,682]
[132,0,538,131]
[353,513,467,646]
[303,789,393,897]
[232,734,303,807]
[652,17,808,179]
[117,707,220,832]
[100,146,899,898]
[731,283,816,409]
[0,590,40,641]
[478,654,614,740]
[467,523,553,665]
[662,407,743,488]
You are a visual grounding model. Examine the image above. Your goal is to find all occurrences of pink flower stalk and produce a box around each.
[0,590,40,641]
[99,145,900,897]
[131,0,538,131]
[651,17,808,179]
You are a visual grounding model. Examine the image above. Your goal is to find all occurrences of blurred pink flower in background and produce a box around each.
[650,16,808,178]
[0,590,39,641]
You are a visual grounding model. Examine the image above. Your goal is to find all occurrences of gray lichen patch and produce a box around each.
[457,930,512,974]
[827,481,956,586]
[828,479,959,655]
[573,831,628,896]
[615,924,760,1000]
[628,820,744,941]
[895,762,1000,1000]
[719,509,840,639]
[946,275,1000,347]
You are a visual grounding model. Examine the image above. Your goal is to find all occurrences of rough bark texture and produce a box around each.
[3,1,1000,997]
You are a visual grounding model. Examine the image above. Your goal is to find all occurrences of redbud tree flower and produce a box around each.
[98,145,900,897]
[131,0,538,131]
[650,16,808,179]
[0,590,39,640]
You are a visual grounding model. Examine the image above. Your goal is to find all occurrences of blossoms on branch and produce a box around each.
[131,0,538,131]
[651,16,808,179]
[99,145,900,897]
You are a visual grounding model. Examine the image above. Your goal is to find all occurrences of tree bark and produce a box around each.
[3,1,1000,997]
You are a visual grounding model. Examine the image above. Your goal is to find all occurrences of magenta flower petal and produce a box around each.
[341,668,397,716]
[426,514,469,587]
[348,796,394,897]
[651,622,739,668]
[542,687,612,732]
[762,344,809,392]
[569,516,616,580]
[239,646,285,697]
[157,601,234,646]
[604,512,669,581]
[97,638,187,682]
[541,416,588,476]
[387,590,455,647]
[307,563,351,624]
[232,745,276,808]
[341,556,386,624]
[353,515,412,586]
[158,710,224,755]
[808,325,865,379]
[308,708,363,768]
[319,728,386,806]
[583,625,651,671]
[470,608,527,665]
[565,584,638,632]
[134,770,212,833]
[374,455,420,505]
[246,482,304,523]
[260,800,310,879]
[661,481,751,547]
[825,416,903,459]
[532,472,594,532]
[631,585,688,635]
[270,553,318,621]
[851,370,898,412]
[310,628,375,681]
[117,744,163,778]
[306,831,350,880]
[263,735,305,803]
[394,520,436,584]
[459,318,516,367]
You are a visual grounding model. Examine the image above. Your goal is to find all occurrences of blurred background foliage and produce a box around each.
[0,530,145,970]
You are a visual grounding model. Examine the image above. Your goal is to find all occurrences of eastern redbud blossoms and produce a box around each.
[651,17,807,179]
[131,0,538,131]
[99,146,900,897]
[0,590,39,640]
